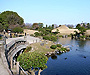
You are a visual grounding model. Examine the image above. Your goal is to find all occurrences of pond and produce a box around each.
[41,37,90,75]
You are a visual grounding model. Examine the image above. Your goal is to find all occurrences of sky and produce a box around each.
[0,0,90,26]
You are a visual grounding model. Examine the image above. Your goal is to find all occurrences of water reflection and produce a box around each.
[57,37,72,45]
[77,40,86,48]
[51,54,57,60]
[41,37,90,75]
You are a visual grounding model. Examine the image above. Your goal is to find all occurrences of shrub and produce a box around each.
[34,32,40,37]
[30,34,34,36]
[17,52,48,70]
[59,35,62,37]
[61,47,67,51]
[57,47,67,51]
[50,45,57,49]
[56,44,62,48]
[24,46,32,53]
[43,36,50,40]
[80,35,86,38]
[12,27,23,33]
[50,36,57,41]
[43,36,57,42]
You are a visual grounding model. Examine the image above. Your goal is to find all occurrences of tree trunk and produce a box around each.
[28,70,35,75]
[31,71,35,75]
[38,69,42,75]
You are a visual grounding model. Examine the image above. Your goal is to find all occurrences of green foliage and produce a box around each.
[43,36,51,40]
[0,24,3,32]
[56,44,62,48]
[50,45,57,49]
[43,36,57,41]
[24,46,32,53]
[12,27,23,33]
[17,52,48,70]
[59,35,62,37]
[34,32,40,37]
[0,11,24,25]
[76,24,81,29]
[30,34,34,36]
[57,47,67,51]
[76,24,86,35]
[80,35,86,38]
[0,11,24,31]
[32,23,43,30]
[38,23,43,28]
[0,36,2,39]
[50,36,57,41]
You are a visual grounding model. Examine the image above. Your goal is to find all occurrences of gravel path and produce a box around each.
[6,35,41,44]
[0,45,9,75]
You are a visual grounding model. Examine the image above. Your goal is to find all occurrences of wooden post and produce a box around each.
[10,57,13,69]
[14,59,16,68]
[16,62,19,75]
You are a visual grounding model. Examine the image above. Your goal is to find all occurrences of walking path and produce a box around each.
[0,45,10,75]
[6,35,41,44]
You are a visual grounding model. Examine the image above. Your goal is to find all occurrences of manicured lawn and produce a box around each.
[30,41,55,54]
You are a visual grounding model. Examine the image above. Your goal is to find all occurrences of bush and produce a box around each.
[59,35,62,37]
[57,47,67,51]
[24,46,32,53]
[61,47,67,51]
[57,44,62,48]
[17,52,48,70]
[50,45,57,49]
[0,36,2,39]
[12,27,23,33]
[80,35,86,38]
[43,36,57,42]
[30,34,34,36]
[34,32,40,37]
[43,36,50,40]
[50,36,57,41]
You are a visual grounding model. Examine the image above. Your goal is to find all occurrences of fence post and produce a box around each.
[10,57,13,69]
[16,62,19,75]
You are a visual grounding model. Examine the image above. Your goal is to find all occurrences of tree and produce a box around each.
[87,23,90,29]
[0,23,3,32]
[32,23,39,30]
[76,24,81,29]
[34,32,40,37]
[46,25,47,28]
[38,23,43,28]
[12,27,23,33]
[17,52,48,75]
[52,24,54,29]
[79,27,86,35]
[0,11,24,31]
[67,25,74,29]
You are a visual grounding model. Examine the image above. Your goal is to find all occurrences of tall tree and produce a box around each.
[87,23,90,29]
[0,11,24,31]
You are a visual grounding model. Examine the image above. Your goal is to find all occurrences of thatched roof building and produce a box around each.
[52,25,79,35]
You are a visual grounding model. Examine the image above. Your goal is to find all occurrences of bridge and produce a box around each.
[4,38,28,74]
[6,39,28,68]
[4,36,41,75]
